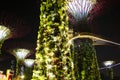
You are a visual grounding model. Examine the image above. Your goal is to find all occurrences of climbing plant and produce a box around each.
[32,0,75,80]
[71,38,101,80]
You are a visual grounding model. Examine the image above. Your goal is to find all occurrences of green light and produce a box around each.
[32,0,75,79]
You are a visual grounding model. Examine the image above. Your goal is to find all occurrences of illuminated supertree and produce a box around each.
[11,48,30,76]
[0,25,11,41]
[67,0,96,21]
[0,25,11,54]
[4,39,35,80]
[32,0,75,80]
[103,60,114,80]
[67,0,101,80]
[67,0,96,32]
[24,59,35,80]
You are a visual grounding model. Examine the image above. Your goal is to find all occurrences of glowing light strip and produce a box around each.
[68,34,120,46]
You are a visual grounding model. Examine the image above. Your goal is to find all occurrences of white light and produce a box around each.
[24,59,35,67]
[0,25,11,41]
[68,39,73,45]
[13,48,30,60]
[53,37,57,41]
[48,72,55,79]
[103,61,114,67]
[63,66,68,71]
[46,64,52,69]
[20,74,25,79]
[0,70,3,74]
[67,0,95,21]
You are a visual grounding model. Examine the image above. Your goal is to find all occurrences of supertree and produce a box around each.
[0,25,11,54]
[32,0,75,80]
[0,12,30,55]
[67,0,101,80]
[67,0,96,33]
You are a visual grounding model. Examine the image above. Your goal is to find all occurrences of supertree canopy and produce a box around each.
[0,25,11,54]
[0,25,11,41]
[67,0,96,22]
[67,0,96,32]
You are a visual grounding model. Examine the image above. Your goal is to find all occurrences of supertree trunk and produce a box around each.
[24,67,33,80]
[32,0,75,80]
[71,38,101,80]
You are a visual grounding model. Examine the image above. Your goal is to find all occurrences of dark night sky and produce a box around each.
[91,0,120,77]
[89,0,120,43]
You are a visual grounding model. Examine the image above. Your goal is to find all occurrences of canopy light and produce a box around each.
[0,25,11,41]
[67,0,96,21]
[12,48,30,60]
[103,61,114,67]
[24,59,35,67]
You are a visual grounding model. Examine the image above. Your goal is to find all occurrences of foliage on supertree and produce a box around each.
[71,38,101,80]
[32,0,75,80]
